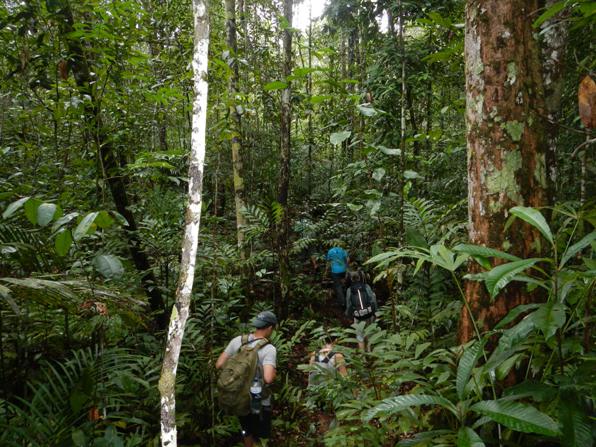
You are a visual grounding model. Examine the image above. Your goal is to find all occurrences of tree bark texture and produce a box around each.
[159,1,209,445]
[398,0,407,240]
[277,0,293,319]
[225,0,248,259]
[55,1,166,328]
[461,0,549,343]
[540,0,569,201]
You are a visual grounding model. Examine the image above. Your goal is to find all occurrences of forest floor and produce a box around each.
[215,267,391,446]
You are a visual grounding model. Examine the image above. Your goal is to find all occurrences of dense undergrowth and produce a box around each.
[0,195,594,446]
[0,1,594,445]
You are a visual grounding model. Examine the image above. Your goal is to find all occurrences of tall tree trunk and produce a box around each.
[54,1,166,328]
[425,31,433,155]
[405,87,421,159]
[307,2,313,196]
[398,0,407,240]
[159,1,209,445]
[143,0,169,153]
[346,27,358,162]
[277,0,293,319]
[540,0,569,201]
[461,0,549,343]
[225,0,247,259]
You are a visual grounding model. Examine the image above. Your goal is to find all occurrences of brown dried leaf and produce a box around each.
[578,75,596,129]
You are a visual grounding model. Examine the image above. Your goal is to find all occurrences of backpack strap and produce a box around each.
[253,338,269,351]
[240,335,269,351]
[318,350,336,363]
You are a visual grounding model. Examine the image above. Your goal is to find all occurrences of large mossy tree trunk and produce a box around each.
[460,0,550,343]
[159,1,209,445]
[276,0,293,319]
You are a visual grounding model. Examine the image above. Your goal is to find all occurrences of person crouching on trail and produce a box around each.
[345,270,377,350]
[307,340,348,433]
[216,311,278,447]
[308,341,347,385]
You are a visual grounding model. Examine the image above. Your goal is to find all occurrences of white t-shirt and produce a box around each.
[224,334,277,405]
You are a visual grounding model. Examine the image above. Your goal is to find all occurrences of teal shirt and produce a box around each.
[326,247,348,274]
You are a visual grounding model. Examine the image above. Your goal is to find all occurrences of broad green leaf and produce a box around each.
[509,207,553,245]
[560,232,596,268]
[457,340,483,400]
[292,67,318,77]
[52,212,79,232]
[430,244,468,271]
[330,130,351,146]
[404,170,422,179]
[406,228,428,249]
[531,302,566,340]
[415,342,431,359]
[495,353,523,380]
[93,254,124,279]
[55,230,73,257]
[453,244,521,262]
[372,168,386,182]
[37,203,60,227]
[559,396,594,447]
[2,196,30,219]
[24,198,42,225]
[494,316,536,352]
[366,394,457,421]
[423,48,453,63]
[95,210,115,229]
[309,95,332,104]
[263,80,287,91]
[376,145,401,156]
[457,427,485,447]
[533,1,565,28]
[366,199,381,216]
[367,250,401,265]
[503,382,556,402]
[467,258,543,298]
[346,203,363,212]
[73,212,99,241]
[357,104,379,117]
[495,303,541,329]
[471,399,560,436]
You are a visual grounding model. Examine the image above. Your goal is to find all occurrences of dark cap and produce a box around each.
[252,311,278,328]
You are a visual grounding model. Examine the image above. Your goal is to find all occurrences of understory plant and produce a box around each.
[361,204,595,446]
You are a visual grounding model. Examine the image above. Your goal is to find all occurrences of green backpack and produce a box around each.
[217,335,269,416]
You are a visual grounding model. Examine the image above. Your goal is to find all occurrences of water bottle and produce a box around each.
[249,379,262,414]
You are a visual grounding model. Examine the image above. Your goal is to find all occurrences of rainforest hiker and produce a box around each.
[307,339,348,433]
[216,311,278,447]
[345,270,377,350]
[308,340,347,387]
[326,245,349,307]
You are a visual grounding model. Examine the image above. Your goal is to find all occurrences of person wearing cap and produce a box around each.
[216,311,278,447]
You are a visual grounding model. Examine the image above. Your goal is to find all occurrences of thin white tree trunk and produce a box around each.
[159,1,209,445]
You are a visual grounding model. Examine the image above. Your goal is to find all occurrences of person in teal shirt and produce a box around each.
[326,246,349,307]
